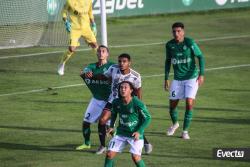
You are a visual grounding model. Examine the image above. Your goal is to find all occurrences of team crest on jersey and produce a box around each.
[183,45,187,50]
[103,67,107,72]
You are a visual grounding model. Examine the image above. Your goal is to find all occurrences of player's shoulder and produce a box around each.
[132,96,145,108]
[106,64,119,73]
[166,39,176,47]
[109,64,119,69]
[130,68,141,78]
[184,37,196,45]
[112,98,121,106]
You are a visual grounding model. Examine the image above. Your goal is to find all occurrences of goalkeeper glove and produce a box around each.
[64,19,71,33]
[91,22,97,37]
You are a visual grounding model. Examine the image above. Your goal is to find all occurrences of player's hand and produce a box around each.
[164,80,170,91]
[132,132,140,141]
[80,70,85,78]
[197,75,204,86]
[64,19,71,33]
[91,22,97,37]
[107,128,114,137]
[85,71,93,78]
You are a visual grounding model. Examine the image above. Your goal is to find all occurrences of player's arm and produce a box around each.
[134,87,142,100]
[88,0,94,23]
[80,66,93,79]
[62,1,69,21]
[88,1,97,36]
[192,42,205,86]
[133,74,142,99]
[107,103,118,134]
[164,44,171,91]
[61,1,71,32]
[136,103,151,135]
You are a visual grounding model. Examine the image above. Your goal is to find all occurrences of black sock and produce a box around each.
[98,123,106,147]
[83,122,91,145]
[143,135,149,145]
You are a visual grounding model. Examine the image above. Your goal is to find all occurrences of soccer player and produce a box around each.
[86,53,153,154]
[104,81,151,167]
[76,45,114,151]
[164,22,205,139]
[57,0,98,75]
[97,53,153,154]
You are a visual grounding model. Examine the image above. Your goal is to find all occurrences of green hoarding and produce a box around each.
[92,0,250,17]
[1,0,250,25]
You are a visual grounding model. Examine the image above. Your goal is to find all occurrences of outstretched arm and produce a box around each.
[136,105,151,135]
[134,87,142,100]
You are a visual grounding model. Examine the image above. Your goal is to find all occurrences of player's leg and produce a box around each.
[104,151,117,167]
[167,80,183,136]
[143,136,152,154]
[96,103,112,154]
[182,78,199,139]
[75,121,91,150]
[132,154,145,167]
[58,29,81,75]
[82,25,98,53]
[76,98,106,150]
[128,138,145,166]
[104,136,126,167]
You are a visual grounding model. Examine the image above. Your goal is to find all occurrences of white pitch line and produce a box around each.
[142,64,250,78]
[0,64,249,97]
[1,34,250,60]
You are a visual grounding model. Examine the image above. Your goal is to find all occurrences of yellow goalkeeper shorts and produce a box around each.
[69,25,96,47]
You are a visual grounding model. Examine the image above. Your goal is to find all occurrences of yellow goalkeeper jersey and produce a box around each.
[62,0,94,30]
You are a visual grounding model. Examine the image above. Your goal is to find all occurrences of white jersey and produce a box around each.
[104,64,141,103]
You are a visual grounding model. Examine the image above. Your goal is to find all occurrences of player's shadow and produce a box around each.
[0,125,97,134]
[0,142,96,153]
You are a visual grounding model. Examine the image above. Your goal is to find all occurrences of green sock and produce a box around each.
[183,110,193,131]
[83,123,91,146]
[135,160,145,167]
[104,157,114,167]
[170,108,178,124]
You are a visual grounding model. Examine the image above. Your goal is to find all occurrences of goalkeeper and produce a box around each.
[57,0,98,76]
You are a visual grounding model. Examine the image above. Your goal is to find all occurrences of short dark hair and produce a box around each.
[118,53,131,61]
[118,81,136,98]
[172,22,184,29]
[98,45,109,53]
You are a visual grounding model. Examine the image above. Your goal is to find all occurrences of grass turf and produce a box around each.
[0,8,250,167]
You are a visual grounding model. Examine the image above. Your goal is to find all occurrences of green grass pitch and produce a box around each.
[0,9,250,167]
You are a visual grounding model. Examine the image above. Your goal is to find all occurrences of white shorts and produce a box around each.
[108,135,144,156]
[83,98,107,124]
[169,78,199,100]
